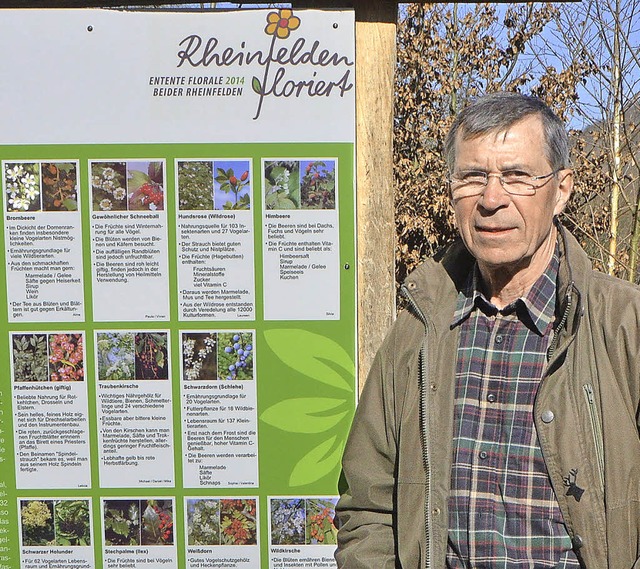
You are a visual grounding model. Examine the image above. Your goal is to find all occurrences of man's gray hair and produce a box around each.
[444,92,571,172]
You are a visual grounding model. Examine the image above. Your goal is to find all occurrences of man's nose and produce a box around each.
[478,174,510,209]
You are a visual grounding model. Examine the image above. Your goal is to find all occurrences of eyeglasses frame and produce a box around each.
[449,168,565,200]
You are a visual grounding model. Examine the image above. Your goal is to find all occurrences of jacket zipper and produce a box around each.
[401,284,431,569]
[583,383,605,493]
[547,285,573,361]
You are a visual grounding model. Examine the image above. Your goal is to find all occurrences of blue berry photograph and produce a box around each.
[217,332,254,381]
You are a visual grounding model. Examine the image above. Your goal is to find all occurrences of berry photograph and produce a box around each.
[48,333,84,382]
[91,160,164,212]
[213,159,251,210]
[299,160,336,210]
[305,498,338,545]
[134,332,169,380]
[181,331,253,381]
[12,332,84,382]
[141,499,174,546]
[218,331,254,381]
[220,499,257,546]
[21,499,91,547]
[41,162,78,212]
[53,499,91,546]
[127,160,164,211]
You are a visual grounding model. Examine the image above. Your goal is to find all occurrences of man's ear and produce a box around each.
[554,169,573,216]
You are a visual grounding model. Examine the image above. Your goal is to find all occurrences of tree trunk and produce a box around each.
[607,0,623,276]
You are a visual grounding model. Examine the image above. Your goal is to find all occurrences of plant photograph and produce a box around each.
[214,160,251,210]
[12,333,48,382]
[103,499,140,546]
[127,161,164,211]
[300,160,336,210]
[5,162,41,212]
[264,160,300,210]
[177,160,214,210]
[305,498,338,545]
[21,500,55,546]
[141,499,173,546]
[49,333,84,382]
[96,331,135,381]
[54,500,91,546]
[220,499,257,546]
[92,161,127,212]
[218,332,253,381]
[271,498,305,545]
[41,162,78,212]
[135,332,169,380]
[186,498,220,546]
[182,332,217,381]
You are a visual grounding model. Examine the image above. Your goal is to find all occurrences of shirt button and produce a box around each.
[487,393,496,403]
[495,334,503,344]
[572,534,584,549]
[479,451,488,460]
[541,410,555,423]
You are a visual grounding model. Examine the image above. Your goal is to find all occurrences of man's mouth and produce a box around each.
[476,225,515,233]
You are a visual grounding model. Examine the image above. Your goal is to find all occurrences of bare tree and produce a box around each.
[549,0,640,281]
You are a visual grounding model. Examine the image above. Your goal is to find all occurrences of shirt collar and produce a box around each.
[451,245,559,336]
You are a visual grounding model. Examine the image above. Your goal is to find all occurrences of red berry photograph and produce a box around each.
[127,160,165,212]
[214,159,251,210]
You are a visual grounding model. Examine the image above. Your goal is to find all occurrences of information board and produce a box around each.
[0,8,356,568]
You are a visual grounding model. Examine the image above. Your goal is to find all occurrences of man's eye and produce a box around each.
[501,170,531,182]
[460,171,486,182]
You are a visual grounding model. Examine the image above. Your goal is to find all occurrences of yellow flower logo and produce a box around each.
[265,9,301,40]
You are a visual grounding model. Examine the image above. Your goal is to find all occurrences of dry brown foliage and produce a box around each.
[393,3,621,289]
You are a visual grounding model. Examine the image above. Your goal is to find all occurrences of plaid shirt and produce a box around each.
[446,249,580,568]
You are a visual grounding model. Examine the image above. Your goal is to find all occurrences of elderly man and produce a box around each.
[335,92,640,568]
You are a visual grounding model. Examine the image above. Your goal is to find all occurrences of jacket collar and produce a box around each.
[402,221,589,346]
[451,245,559,336]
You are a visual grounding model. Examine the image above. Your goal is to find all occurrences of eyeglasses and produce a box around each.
[449,169,562,200]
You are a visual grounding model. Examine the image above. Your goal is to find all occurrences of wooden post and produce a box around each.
[353,2,397,392]
[294,1,397,392]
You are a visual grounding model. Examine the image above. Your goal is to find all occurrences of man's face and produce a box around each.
[451,115,573,274]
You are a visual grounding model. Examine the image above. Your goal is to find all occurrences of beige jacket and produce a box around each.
[336,227,640,568]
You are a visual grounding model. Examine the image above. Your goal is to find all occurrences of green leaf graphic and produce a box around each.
[263,329,354,392]
[289,436,344,487]
[261,398,348,433]
[252,76,262,94]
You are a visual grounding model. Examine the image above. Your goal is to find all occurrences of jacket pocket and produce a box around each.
[583,383,605,493]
